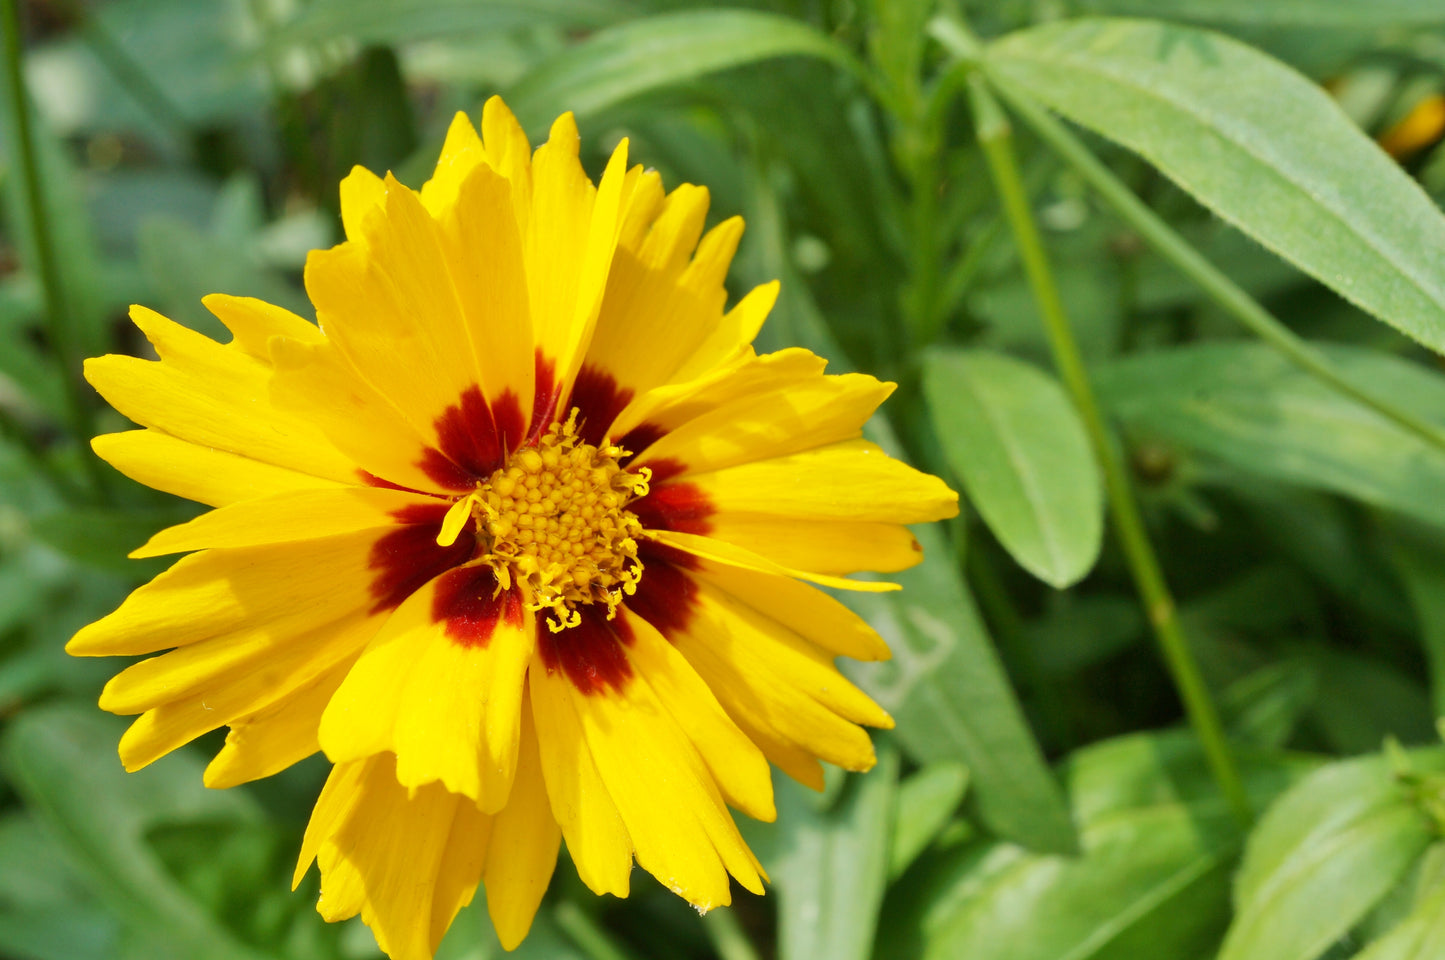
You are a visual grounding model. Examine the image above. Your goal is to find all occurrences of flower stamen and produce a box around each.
[437,409,650,631]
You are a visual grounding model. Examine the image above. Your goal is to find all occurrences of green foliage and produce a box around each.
[4,1,1445,958]
[924,348,1102,588]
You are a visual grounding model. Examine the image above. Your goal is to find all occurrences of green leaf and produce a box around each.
[890,762,970,879]
[1219,660,1317,750]
[505,10,857,134]
[1302,648,1435,754]
[847,522,1077,854]
[1095,342,1445,528]
[1074,0,1445,27]
[1,704,271,960]
[271,0,620,46]
[1354,876,1445,960]
[770,749,899,960]
[887,731,1312,960]
[924,349,1103,588]
[0,814,126,960]
[1220,750,1445,960]
[986,19,1445,355]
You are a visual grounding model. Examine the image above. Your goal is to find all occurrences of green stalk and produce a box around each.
[554,902,640,960]
[968,76,1253,825]
[700,908,764,960]
[1,0,105,498]
[984,75,1445,458]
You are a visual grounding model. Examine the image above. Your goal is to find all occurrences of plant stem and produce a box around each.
[984,73,1445,458]
[553,902,640,960]
[700,908,764,960]
[1,0,105,499]
[968,75,1253,826]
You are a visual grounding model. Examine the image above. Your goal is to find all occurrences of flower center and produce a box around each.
[436,410,650,631]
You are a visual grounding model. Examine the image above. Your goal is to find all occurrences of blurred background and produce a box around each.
[5,2,1445,959]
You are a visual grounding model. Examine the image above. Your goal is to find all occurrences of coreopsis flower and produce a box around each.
[71,96,958,958]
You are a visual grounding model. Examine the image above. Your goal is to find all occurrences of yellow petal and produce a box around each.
[429,796,495,955]
[693,560,890,662]
[420,111,488,218]
[563,666,765,909]
[583,183,729,400]
[130,486,434,557]
[480,95,533,232]
[268,335,447,494]
[84,306,357,483]
[304,754,490,960]
[686,439,959,524]
[646,529,900,594]
[622,609,776,822]
[319,571,534,811]
[484,698,562,950]
[437,159,535,434]
[305,174,487,440]
[108,611,376,772]
[527,115,631,418]
[632,374,893,477]
[669,580,889,773]
[92,430,342,509]
[528,660,634,897]
[338,165,388,243]
[68,529,385,657]
[701,513,924,577]
[671,278,778,384]
[202,293,323,360]
[203,658,352,788]
[609,343,819,443]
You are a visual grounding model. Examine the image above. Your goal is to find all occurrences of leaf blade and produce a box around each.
[986,19,1445,355]
[924,349,1104,588]
[505,9,856,133]
[847,521,1077,854]
[1095,342,1445,528]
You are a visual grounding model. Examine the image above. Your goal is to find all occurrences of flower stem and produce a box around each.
[701,908,764,960]
[982,76,1445,459]
[554,902,640,960]
[1,0,106,499]
[968,75,1253,826]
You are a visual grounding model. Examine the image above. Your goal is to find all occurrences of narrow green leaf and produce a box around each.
[847,522,1077,854]
[771,749,899,960]
[1354,880,1445,960]
[0,814,125,960]
[891,731,1313,960]
[1074,0,1445,27]
[1095,342,1445,528]
[505,10,857,134]
[986,19,1445,355]
[1221,750,1445,960]
[1303,648,1436,754]
[890,762,969,879]
[272,0,620,46]
[0,704,270,960]
[1220,660,1316,750]
[924,349,1103,588]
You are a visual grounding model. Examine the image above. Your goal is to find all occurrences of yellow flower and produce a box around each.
[70,97,958,957]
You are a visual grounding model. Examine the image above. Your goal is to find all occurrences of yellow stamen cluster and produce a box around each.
[437,411,650,631]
